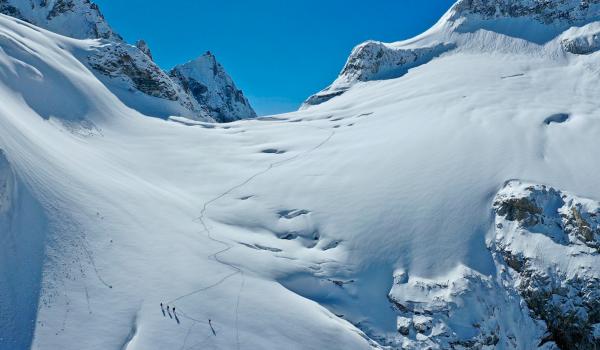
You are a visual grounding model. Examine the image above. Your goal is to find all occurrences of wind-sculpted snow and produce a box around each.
[0,151,48,350]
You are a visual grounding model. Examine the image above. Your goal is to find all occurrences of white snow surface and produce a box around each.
[1,0,600,348]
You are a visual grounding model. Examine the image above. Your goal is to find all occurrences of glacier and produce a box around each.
[1,0,600,349]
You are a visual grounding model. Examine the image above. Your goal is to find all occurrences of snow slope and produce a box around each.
[2,0,600,349]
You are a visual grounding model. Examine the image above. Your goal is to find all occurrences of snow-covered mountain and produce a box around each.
[303,0,600,108]
[1,0,600,349]
[0,0,256,122]
[170,52,257,123]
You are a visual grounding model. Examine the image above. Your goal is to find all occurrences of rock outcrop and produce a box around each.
[302,41,454,108]
[493,181,600,349]
[560,22,600,54]
[135,39,153,61]
[377,180,600,349]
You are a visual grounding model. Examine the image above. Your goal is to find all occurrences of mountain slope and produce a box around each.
[303,0,600,108]
[170,52,257,122]
[0,0,256,122]
[1,0,600,349]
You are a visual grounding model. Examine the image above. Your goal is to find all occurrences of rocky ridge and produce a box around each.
[0,0,255,122]
[303,0,600,108]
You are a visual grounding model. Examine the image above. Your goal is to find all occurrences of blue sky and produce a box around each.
[95,0,456,115]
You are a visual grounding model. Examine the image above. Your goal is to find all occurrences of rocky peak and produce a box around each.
[303,0,600,109]
[302,41,453,108]
[135,40,153,61]
[0,0,121,40]
[170,52,257,122]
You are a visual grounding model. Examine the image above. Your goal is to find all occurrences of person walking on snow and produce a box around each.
[209,319,216,336]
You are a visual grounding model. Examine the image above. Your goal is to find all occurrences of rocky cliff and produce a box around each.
[170,52,256,123]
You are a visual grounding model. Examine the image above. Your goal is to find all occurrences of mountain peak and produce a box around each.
[303,0,600,109]
[170,53,256,122]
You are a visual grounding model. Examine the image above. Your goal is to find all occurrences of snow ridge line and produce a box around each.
[166,122,336,349]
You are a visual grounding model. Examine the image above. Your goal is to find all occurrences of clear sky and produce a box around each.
[94,0,457,115]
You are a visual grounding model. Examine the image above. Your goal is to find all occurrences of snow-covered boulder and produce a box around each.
[170,52,256,122]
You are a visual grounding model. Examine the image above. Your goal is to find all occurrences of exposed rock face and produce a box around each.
[0,0,120,40]
[385,266,547,349]
[493,181,600,349]
[170,52,257,122]
[376,180,600,349]
[451,0,600,25]
[0,0,256,122]
[89,43,178,101]
[135,40,153,61]
[0,150,48,349]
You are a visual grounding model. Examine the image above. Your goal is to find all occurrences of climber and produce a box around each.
[209,319,216,336]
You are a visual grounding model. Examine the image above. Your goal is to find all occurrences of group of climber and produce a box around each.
[160,302,179,324]
[159,302,216,335]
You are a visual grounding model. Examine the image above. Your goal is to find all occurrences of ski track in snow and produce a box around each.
[166,122,336,349]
